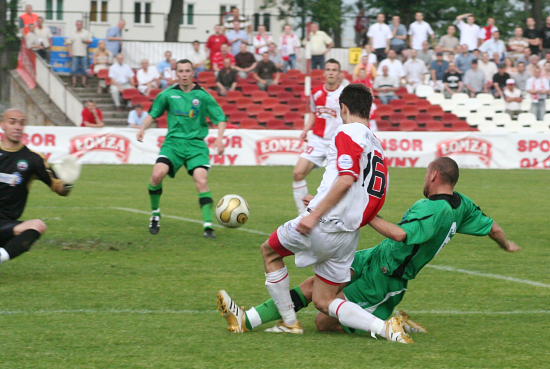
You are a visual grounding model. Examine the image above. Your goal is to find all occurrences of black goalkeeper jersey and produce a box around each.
[0,144,64,220]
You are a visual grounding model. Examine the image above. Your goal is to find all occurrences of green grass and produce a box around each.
[0,165,548,369]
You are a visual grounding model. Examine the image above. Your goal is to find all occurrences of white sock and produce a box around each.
[245,307,262,329]
[292,180,308,213]
[328,298,386,337]
[265,266,296,325]
[0,248,10,264]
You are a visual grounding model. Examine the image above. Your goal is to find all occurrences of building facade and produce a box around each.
[19,0,286,44]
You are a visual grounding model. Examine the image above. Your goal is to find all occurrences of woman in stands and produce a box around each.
[93,40,113,93]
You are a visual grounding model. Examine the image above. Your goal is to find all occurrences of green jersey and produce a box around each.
[368,192,494,281]
[149,83,226,141]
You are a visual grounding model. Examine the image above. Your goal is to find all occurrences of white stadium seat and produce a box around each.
[491,99,506,112]
[476,105,496,119]
[427,93,445,105]
[451,93,469,104]
[476,93,494,105]
[415,84,434,98]
[517,112,538,126]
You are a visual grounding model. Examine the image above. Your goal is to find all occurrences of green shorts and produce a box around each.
[158,139,210,177]
[342,248,408,334]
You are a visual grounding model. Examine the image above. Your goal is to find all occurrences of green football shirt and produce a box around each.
[374,192,494,280]
[149,83,226,140]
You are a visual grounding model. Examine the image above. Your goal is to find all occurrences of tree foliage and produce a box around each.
[0,0,21,103]
[262,0,347,46]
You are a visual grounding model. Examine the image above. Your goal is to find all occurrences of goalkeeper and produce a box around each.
[137,59,227,238]
[217,157,521,342]
[0,109,73,266]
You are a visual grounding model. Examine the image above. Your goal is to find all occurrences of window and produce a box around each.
[46,0,64,21]
[90,1,108,23]
[253,13,271,32]
[181,3,195,25]
[134,1,152,24]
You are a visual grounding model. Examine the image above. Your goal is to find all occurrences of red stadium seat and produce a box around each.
[148,89,162,99]
[265,119,292,130]
[250,91,270,103]
[239,118,263,129]
[284,112,304,125]
[156,116,168,128]
[398,120,418,131]
[389,113,406,123]
[122,88,140,100]
[97,69,109,79]
[267,85,287,94]
[131,95,151,106]
[228,111,248,124]
[226,90,243,100]
[245,105,264,117]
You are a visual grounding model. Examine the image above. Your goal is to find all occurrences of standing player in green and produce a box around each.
[137,59,227,238]
[217,157,521,343]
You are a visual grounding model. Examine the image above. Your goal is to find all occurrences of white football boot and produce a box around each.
[385,316,414,343]
[216,290,247,333]
[264,320,304,334]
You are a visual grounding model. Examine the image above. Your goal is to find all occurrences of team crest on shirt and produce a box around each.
[192,99,200,106]
[16,159,29,171]
[337,154,353,169]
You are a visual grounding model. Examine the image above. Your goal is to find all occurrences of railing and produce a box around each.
[34,54,83,126]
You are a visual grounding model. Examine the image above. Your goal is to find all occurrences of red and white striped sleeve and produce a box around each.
[334,128,365,181]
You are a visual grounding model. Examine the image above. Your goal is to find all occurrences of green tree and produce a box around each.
[262,0,347,46]
[0,0,20,104]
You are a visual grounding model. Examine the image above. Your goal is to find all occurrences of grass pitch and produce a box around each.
[0,165,548,369]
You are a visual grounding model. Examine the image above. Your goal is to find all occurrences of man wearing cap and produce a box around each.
[492,63,511,98]
[503,79,522,119]
[430,52,449,91]
[463,59,487,97]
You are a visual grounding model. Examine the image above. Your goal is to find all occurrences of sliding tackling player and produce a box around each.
[0,109,72,266]
[137,59,227,238]
[218,157,521,343]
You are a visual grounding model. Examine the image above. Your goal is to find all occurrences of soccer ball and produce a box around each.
[215,194,250,228]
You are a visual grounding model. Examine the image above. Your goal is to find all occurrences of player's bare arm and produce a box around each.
[300,113,315,142]
[489,221,521,252]
[136,114,155,142]
[215,122,227,155]
[369,215,407,242]
[296,175,354,235]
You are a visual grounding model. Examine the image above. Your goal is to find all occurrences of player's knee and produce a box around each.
[29,219,47,234]
[312,296,330,315]
[151,171,165,186]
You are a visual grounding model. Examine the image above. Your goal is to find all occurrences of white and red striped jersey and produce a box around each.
[310,83,346,139]
[308,122,388,232]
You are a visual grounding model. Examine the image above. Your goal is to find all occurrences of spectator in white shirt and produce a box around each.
[403,49,428,93]
[374,65,399,104]
[455,13,481,51]
[189,40,208,76]
[137,59,160,96]
[108,54,135,109]
[160,58,177,88]
[252,25,273,58]
[503,79,523,118]
[367,13,392,61]
[526,66,550,120]
[361,44,378,65]
[479,30,506,63]
[127,104,149,128]
[378,49,405,81]
[512,61,531,91]
[478,52,498,88]
[408,12,434,50]
[33,17,52,61]
[279,24,300,71]
[507,27,530,61]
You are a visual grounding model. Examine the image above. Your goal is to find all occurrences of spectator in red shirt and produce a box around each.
[19,4,40,35]
[207,24,229,69]
[212,44,235,72]
[81,100,105,127]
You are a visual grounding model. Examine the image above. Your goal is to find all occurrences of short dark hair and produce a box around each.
[325,58,341,71]
[338,84,373,120]
[176,59,194,69]
[192,40,200,44]
[430,157,459,185]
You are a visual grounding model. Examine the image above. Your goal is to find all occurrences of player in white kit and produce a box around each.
[257,84,389,334]
[293,59,347,213]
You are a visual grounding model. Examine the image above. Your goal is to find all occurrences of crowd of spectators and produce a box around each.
[19,4,550,123]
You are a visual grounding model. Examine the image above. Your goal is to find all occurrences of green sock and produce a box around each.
[198,191,214,226]
[148,183,162,215]
[245,286,309,330]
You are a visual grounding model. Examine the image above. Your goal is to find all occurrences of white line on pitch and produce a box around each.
[0,309,548,316]
[111,207,549,289]
[110,207,270,236]
[426,264,550,288]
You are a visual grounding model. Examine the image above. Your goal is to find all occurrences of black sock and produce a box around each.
[2,230,41,259]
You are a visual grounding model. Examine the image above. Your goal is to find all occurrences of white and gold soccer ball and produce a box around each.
[215,194,250,228]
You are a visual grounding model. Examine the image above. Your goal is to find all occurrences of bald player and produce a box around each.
[0,109,72,265]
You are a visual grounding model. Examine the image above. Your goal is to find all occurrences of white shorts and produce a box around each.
[300,134,331,168]
[268,213,359,284]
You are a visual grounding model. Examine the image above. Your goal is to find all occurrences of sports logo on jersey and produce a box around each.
[170,96,182,99]
[437,137,493,167]
[192,99,200,106]
[16,159,29,171]
[315,106,338,118]
[0,172,23,186]
[337,154,353,169]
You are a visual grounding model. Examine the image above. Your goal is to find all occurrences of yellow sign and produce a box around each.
[349,47,362,65]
